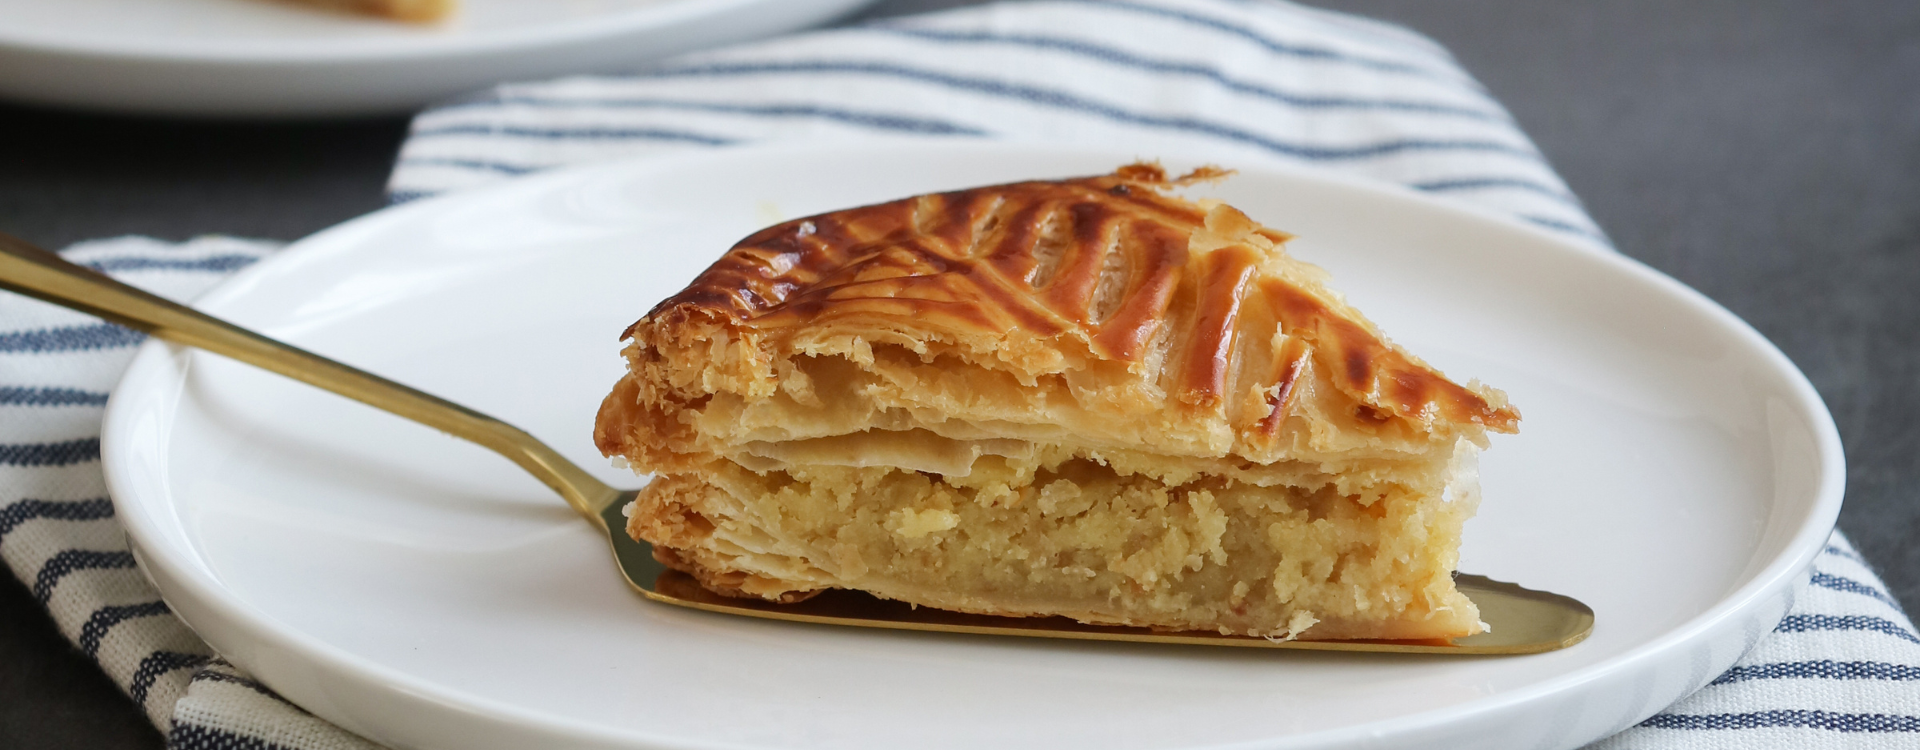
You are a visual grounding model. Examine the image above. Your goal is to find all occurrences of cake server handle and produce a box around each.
[0,232,625,524]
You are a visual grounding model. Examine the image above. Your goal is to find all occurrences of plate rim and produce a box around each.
[0,0,833,61]
[101,140,1847,750]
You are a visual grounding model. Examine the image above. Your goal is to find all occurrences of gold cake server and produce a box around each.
[0,232,1592,655]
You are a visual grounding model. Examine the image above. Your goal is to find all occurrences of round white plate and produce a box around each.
[103,142,1844,750]
[0,0,874,116]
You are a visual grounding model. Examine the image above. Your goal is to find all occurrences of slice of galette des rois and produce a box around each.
[594,164,1520,641]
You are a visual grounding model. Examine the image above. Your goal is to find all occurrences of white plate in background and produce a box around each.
[0,0,875,116]
[102,142,1844,749]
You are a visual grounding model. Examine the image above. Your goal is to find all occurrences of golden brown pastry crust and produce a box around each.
[598,164,1515,472]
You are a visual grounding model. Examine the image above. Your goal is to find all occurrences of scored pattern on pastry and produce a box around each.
[645,163,1517,434]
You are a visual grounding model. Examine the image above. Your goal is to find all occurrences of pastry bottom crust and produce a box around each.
[628,451,1484,641]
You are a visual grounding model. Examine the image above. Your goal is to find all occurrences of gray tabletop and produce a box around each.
[2,1,1914,747]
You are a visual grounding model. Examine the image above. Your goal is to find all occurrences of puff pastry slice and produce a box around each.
[595,164,1519,640]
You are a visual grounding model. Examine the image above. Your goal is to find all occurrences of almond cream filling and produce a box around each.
[631,441,1486,640]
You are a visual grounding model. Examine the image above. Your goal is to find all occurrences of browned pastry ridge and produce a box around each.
[595,164,1519,640]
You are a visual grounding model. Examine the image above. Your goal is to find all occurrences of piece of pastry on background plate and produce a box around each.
[269,0,455,22]
[594,164,1520,641]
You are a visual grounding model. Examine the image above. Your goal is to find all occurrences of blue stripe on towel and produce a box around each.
[1244,0,1454,61]
[0,323,146,354]
[445,96,992,136]
[1776,614,1920,645]
[82,255,259,274]
[1639,710,1920,733]
[1518,214,1606,241]
[0,438,103,468]
[1410,177,1581,205]
[130,651,212,705]
[191,668,297,706]
[406,123,738,145]
[32,548,136,602]
[1824,544,1871,565]
[169,722,302,750]
[1710,660,1920,686]
[0,386,111,408]
[1052,0,1478,86]
[394,157,541,176]
[866,27,1505,122]
[0,497,115,539]
[637,61,1540,162]
[79,601,171,657]
[1812,570,1910,611]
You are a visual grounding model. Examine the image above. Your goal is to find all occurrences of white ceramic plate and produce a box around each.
[0,0,874,116]
[103,142,1844,750]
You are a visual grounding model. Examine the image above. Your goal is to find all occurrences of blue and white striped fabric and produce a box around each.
[3,1,1915,748]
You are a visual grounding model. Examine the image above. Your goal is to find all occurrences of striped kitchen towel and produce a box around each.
[2,1,1914,749]
[389,0,1609,249]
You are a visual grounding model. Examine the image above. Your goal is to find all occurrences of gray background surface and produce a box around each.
[2,1,1914,747]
